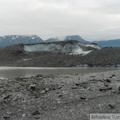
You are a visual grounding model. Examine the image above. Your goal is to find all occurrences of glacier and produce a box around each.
[23,41,101,55]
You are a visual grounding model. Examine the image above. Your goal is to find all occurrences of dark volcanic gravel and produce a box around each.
[0,70,120,120]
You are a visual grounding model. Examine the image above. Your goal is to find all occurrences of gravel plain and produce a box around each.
[0,70,120,120]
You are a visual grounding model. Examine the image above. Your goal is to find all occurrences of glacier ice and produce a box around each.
[24,42,100,55]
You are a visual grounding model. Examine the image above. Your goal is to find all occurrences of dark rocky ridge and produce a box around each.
[83,47,120,66]
[0,43,120,67]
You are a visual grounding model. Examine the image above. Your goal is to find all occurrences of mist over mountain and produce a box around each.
[45,35,89,44]
[64,35,89,43]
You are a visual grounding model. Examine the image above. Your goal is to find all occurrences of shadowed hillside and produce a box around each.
[0,42,120,67]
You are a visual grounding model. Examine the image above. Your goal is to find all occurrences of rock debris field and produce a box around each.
[0,70,120,120]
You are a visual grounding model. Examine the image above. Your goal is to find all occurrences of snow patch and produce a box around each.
[82,43,101,49]
[23,42,100,55]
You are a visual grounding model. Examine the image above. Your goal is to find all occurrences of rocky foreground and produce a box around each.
[0,70,120,120]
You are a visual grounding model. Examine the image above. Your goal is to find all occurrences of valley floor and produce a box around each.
[0,70,120,120]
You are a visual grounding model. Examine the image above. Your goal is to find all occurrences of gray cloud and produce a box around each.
[0,0,120,41]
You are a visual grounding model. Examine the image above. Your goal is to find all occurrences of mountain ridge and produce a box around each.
[1,34,120,48]
[94,39,120,47]
[0,43,120,67]
[45,35,89,43]
[0,35,90,48]
[0,35,44,47]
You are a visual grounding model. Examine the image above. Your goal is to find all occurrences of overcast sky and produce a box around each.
[0,0,120,41]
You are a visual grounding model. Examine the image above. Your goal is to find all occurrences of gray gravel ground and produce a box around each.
[0,70,120,120]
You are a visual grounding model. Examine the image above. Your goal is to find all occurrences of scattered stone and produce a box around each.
[7,112,11,115]
[35,116,40,119]
[45,87,49,92]
[90,76,95,77]
[80,97,87,100]
[75,83,80,86]
[118,86,120,93]
[104,82,109,87]
[32,110,40,116]
[36,74,43,78]
[41,90,46,94]
[79,82,88,88]
[99,87,112,91]
[88,88,92,91]
[29,84,36,91]
[3,116,10,120]
[105,79,111,83]
[111,90,116,94]
[57,85,63,89]
[108,104,115,109]
[71,85,77,89]
[58,94,63,97]
[22,114,26,117]
[110,74,115,78]
[0,85,4,88]
[15,77,23,81]
[3,95,11,100]
[99,79,104,82]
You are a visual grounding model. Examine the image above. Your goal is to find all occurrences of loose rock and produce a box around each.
[32,110,40,116]
[99,87,112,91]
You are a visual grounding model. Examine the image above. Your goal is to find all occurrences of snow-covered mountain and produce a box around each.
[24,40,101,55]
[45,35,89,43]
[0,35,44,47]
[0,35,90,48]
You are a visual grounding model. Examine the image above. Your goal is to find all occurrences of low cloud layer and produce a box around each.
[0,0,120,40]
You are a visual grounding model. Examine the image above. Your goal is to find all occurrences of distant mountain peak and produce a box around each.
[0,35,44,48]
[94,39,120,48]
[65,35,82,39]
[0,34,90,48]
[45,37,59,42]
[46,35,89,43]
[64,35,89,43]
